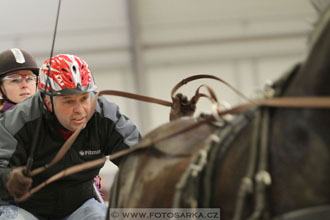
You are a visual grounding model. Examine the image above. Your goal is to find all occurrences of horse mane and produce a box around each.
[308,0,330,50]
[310,0,330,15]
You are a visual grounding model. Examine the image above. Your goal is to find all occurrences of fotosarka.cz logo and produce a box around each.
[108,208,220,220]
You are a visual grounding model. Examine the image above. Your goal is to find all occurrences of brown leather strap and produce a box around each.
[217,97,330,117]
[29,123,85,176]
[16,156,108,202]
[171,74,252,102]
[256,97,330,108]
[99,90,172,107]
[194,84,219,104]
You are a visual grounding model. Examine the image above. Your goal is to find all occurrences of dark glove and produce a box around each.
[170,93,196,121]
[6,167,32,200]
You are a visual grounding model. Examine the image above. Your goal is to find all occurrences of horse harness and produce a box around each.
[233,65,330,220]
[171,67,330,220]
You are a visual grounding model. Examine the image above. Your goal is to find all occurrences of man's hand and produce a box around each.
[6,167,32,200]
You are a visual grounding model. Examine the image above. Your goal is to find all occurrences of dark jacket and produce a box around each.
[0,91,140,218]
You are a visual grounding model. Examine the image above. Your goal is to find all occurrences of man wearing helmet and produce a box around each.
[0,48,39,116]
[0,54,140,219]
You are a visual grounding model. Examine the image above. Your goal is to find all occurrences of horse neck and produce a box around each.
[269,9,330,214]
[278,8,330,144]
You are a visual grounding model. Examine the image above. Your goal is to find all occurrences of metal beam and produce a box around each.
[126,0,150,134]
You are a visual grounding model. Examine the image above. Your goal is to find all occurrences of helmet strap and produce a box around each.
[50,95,56,116]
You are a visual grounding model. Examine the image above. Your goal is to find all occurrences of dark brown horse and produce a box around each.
[108,3,330,220]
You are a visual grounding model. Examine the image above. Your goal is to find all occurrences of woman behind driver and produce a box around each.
[0,48,38,116]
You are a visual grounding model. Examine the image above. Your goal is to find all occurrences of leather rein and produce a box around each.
[16,74,330,202]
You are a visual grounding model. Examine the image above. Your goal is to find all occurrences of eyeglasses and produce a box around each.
[2,74,37,85]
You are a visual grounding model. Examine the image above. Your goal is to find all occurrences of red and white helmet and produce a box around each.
[38,54,97,95]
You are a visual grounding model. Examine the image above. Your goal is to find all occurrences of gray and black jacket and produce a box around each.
[0,91,140,218]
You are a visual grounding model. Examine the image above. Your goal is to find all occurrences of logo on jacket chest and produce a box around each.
[79,149,101,156]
